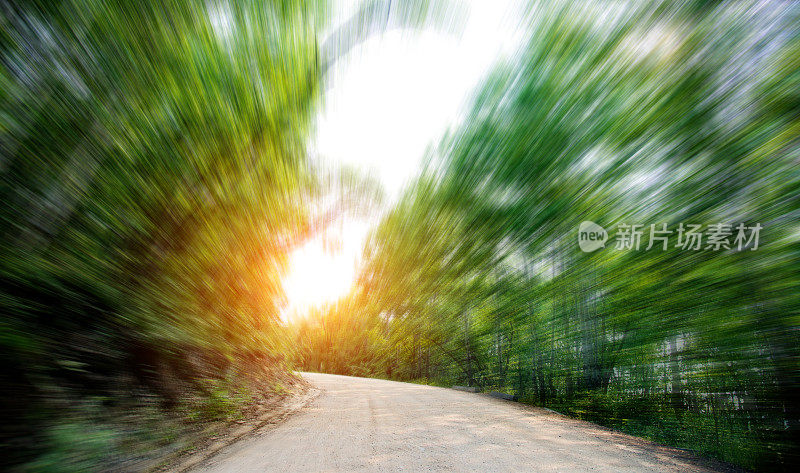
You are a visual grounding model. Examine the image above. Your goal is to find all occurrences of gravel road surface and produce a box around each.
[193,372,728,472]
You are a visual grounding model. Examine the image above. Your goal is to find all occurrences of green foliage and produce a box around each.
[297,1,800,470]
[2,0,321,458]
[20,420,118,473]
[2,0,798,470]
[1,0,454,468]
[1,0,322,374]
[185,377,248,423]
[292,295,387,377]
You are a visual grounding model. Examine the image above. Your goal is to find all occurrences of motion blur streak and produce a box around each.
[0,0,797,471]
[293,1,800,470]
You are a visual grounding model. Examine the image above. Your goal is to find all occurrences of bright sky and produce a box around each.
[282,0,526,318]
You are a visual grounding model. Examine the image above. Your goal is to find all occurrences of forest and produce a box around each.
[1,0,798,471]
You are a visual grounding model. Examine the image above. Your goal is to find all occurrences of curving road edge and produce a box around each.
[192,372,736,472]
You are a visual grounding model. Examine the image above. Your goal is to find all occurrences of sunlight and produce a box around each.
[282,222,370,317]
[283,239,354,313]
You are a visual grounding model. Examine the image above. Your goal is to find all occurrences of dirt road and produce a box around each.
[193,372,728,472]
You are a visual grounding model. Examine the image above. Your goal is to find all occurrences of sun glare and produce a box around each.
[282,222,369,318]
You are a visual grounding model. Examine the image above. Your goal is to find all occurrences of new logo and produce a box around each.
[578,221,608,252]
